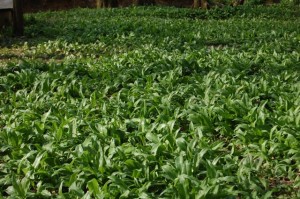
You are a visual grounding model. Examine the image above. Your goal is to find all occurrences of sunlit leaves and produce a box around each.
[0,5,300,199]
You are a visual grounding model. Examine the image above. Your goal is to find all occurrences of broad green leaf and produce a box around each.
[146,132,159,143]
[87,178,100,196]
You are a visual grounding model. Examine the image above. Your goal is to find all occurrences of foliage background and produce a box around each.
[1,3,300,198]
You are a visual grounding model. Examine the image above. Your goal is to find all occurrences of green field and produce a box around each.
[1,5,300,198]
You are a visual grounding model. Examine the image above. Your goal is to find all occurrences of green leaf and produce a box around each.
[162,165,177,180]
[41,109,51,124]
[176,137,187,151]
[146,132,160,143]
[41,190,52,197]
[11,174,27,198]
[33,152,46,169]
[87,178,100,196]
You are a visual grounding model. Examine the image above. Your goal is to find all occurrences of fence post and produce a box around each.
[12,0,23,36]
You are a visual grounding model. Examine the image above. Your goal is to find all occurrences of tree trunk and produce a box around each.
[201,0,208,8]
[194,0,200,7]
[13,0,23,36]
[194,0,208,9]
[0,10,12,29]
[96,0,104,8]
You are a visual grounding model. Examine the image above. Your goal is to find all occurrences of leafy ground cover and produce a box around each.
[0,5,300,198]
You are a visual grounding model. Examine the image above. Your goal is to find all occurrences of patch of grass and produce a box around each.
[0,5,300,198]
